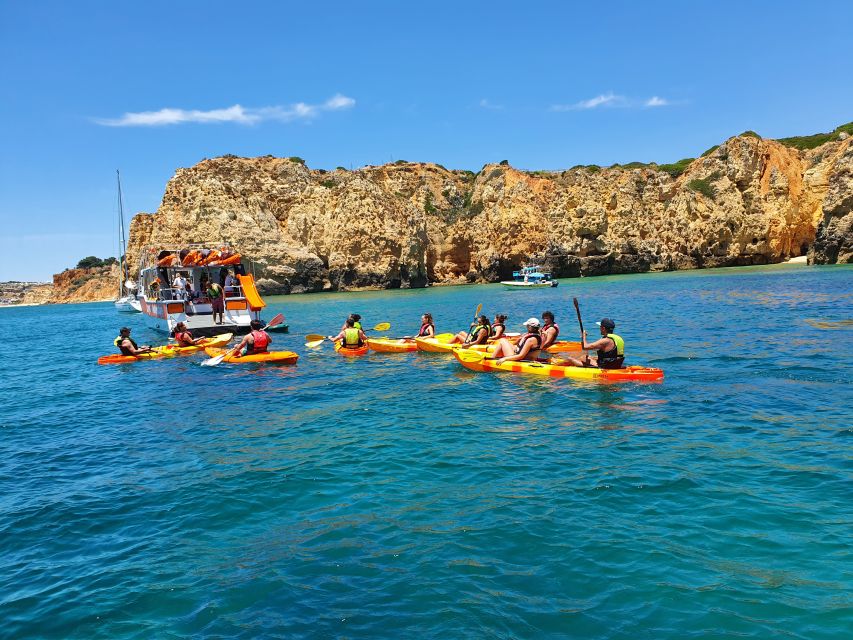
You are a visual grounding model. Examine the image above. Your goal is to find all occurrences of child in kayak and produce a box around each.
[491,314,508,339]
[490,318,542,364]
[330,317,367,348]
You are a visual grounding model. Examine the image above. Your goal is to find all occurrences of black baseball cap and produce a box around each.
[596,318,616,330]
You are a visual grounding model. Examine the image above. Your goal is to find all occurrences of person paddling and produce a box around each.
[450,315,491,346]
[491,314,508,339]
[330,317,366,348]
[490,318,542,364]
[173,322,204,347]
[563,317,624,369]
[230,319,271,357]
[114,327,152,356]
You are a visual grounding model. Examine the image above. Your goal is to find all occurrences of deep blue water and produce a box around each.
[1,264,851,639]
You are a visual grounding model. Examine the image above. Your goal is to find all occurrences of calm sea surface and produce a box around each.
[1,264,851,639]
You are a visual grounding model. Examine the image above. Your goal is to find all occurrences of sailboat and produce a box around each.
[113,170,141,313]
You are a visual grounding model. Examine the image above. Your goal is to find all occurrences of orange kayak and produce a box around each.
[98,333,233,364]
[203,347,299,364]
[454,349,664,382]
[335,342,369,357]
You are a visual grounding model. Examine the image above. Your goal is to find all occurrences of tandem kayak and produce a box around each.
[98,333,234,364]
[415,333,581,354]
[203,347,299,364]
[366,338,418,353]
[453,349,664,382]
[335,342,369,357]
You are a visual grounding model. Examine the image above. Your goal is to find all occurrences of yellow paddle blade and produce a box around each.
[305,339,325,348]
[474,303,482,318]
[373,322,391,331]
[305,333,325,342]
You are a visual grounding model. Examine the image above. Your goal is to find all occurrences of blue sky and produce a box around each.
[1,0,851,281]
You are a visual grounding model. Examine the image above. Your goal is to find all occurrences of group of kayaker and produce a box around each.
[112,308,624,369]
[443,308,624,368]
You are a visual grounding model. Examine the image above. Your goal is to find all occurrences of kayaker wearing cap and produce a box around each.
[174,322,204,347]
[491,314,508,340]
[230,319,271,357]
[114,327,152,356]
[564,317,624,369]
[450,315,491,346]
[330,317,366,348]
[540,311,560,351]
[490,318,542,364]
[417,313,435,338]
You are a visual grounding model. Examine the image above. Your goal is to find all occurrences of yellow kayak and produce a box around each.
[98,333,234,364]
[366,338,419,353]
[414,333,581,354]
[454,349,664,382]
[203,347,299,364]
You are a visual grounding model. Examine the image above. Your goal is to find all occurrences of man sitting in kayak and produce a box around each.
[173,322,205,347]
[491,314,508,339]
[539,311,560,356]
[563,317,624,369]
[330,317,367,348]
[450,315,491,346]
[114,327,151,356]
[490,318,542,364]
[230,320,272,357]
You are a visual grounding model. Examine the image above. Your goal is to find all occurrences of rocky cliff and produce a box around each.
[3,265,119,306]
[121,131,851,295]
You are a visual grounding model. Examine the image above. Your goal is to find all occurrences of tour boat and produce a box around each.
[500,265,558,288]
[135,243,268,336]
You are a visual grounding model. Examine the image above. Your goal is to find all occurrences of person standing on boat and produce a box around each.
[224,271,239,297]
[540,311,560,351]
[230,319,272,357]
[563,318,625,369]
[490,318,542,364]
[172,272,188,300]
[329,317,366,348]
[114,327,151,356]
[206,279,225,325]
[173,322,204,347]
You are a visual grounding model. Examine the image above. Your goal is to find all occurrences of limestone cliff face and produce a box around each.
[119,134,851,295]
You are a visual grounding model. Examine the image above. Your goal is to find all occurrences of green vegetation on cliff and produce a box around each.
[777,122,853,150]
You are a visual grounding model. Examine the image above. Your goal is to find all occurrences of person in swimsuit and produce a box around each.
[490,318,542,364]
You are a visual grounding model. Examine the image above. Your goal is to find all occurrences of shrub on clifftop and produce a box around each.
[76,256,117,269]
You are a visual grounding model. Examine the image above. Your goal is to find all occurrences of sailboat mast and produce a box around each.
[116,170,127,296]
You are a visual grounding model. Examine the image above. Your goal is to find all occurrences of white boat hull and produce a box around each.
[114,296,141,312]
[500,281,557,289]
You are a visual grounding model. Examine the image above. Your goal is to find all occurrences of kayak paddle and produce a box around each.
[201,313,285,366]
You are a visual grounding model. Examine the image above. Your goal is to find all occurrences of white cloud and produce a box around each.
[645,96,669,107]
[94,94,356,127]
[550,92,624,111]
[479,98,504,110]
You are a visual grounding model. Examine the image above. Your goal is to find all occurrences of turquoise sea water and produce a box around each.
[1,264,851,639]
